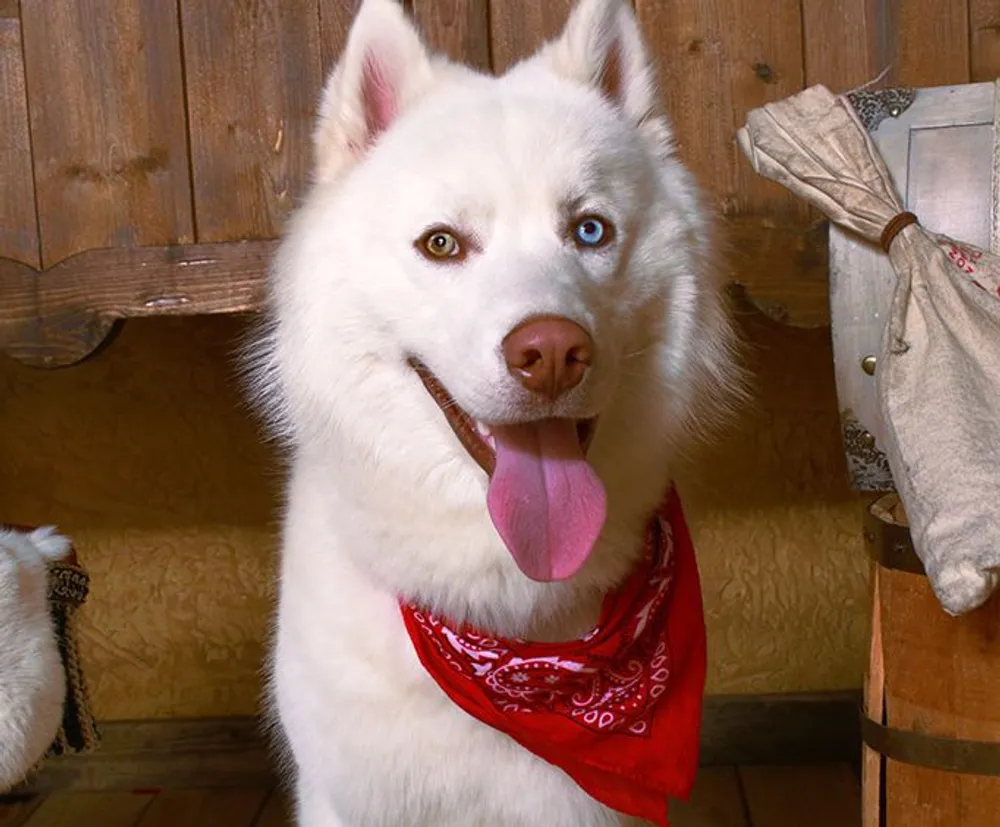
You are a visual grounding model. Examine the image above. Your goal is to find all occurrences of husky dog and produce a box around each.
[249,0,737,823]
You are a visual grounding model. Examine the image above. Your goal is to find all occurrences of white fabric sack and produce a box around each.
[737,85,1000,615]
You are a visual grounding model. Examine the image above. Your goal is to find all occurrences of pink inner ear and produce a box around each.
[361,50,399,147]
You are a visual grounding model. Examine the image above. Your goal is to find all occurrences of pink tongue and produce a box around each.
[486,418,607,582]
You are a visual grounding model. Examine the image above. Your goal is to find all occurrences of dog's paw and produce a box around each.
[0,526,70,610]
[1,525,72,564]
[0,525,71,571]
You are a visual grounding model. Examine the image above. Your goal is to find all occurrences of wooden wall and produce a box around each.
[2,0,999,718]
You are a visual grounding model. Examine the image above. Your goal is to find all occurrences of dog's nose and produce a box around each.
[502,317,593,399]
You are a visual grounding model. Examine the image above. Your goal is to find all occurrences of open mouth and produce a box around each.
[409,358,607,583]
[408,359,597,475]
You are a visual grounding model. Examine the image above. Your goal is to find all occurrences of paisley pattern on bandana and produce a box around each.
[400,488,707,827]
[404,515,675,736]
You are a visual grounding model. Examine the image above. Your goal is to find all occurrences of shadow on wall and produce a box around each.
[0,313,866,718]
[1,315,278,531]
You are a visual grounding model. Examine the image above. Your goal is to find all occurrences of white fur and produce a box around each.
[0,527,69,792]
[247,0,738,824]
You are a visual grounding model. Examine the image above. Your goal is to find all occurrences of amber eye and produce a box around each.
[419,228,462,260]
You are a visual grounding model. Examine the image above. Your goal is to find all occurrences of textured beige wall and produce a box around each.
[0,314,867,720]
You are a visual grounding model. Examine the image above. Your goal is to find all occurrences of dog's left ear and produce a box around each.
[312,0,435,185]
[542,0,659,130]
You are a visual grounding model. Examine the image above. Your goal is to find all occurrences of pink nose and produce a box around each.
[502,317,593,399]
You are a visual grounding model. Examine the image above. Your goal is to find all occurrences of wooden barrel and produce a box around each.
[862,495,1000,826]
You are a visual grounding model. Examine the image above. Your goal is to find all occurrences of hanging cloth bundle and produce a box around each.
[737,84,1000,616]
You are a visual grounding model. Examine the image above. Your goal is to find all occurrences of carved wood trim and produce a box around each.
[0,241,274,367]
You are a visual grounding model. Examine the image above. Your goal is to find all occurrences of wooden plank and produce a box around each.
[11,718,272,795]
[19,0,193,267]
[252,788,294,827]
[0,7,39,268]
[136,789,269,827]
[11,697,860,794]
[739,764,860,827]
[724,218,829,328]
[180,1,326,242]
[0,241,274,367]
[316,0,355,75]
[412,0,491,71]
[861,563,884,827]
[637,0,807,222]
[970,1,1000,82]
[880,569,1000,827]
[22,792,154,827]
[0,797,43,827]
[489,0,573,73]
[671,767,749,827]
[801,0,888,92]
[894,0,970,86]
[637,0,814,327]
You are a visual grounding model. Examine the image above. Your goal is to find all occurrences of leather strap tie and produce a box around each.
[880,211,919,252]
[863,509,925,576]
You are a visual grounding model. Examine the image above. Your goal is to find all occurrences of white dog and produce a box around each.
[250,0,737,824]
[0,526,70,791]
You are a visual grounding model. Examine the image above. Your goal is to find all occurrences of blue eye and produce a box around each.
[573,215,613,248]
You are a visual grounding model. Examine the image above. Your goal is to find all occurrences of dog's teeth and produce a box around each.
[476,422,492,438]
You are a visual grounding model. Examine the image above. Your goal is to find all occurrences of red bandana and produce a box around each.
[399,487,705,826]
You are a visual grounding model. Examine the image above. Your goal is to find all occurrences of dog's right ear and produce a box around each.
[313,0,433,185]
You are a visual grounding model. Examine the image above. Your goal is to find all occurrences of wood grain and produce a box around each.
[0,797,43,827]
[0,241,273,367]
[740,764,861,827]
[488,0,572,72]
[22,792,153,827]
[136,789,269,827]
[11,696,859,795]
[970,0,1000,82]
[862,562,884,827]
[11,718,272,795]
[724,217,829,328]
[413,0,491,71]
[19,0,193,267]
[671,766,749,827]
[180,1,326,242]
[0,10,39,268]
[893,0,970,86]
[801,0,889,91]
[637,0,816,327]
[637,0,807,222]
[317,0,356,75]
[881,570,1000,827]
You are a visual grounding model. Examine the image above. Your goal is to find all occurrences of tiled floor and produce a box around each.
[0,764,860,826]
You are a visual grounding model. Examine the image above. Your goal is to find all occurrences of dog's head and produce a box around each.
[253,0,737,588]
